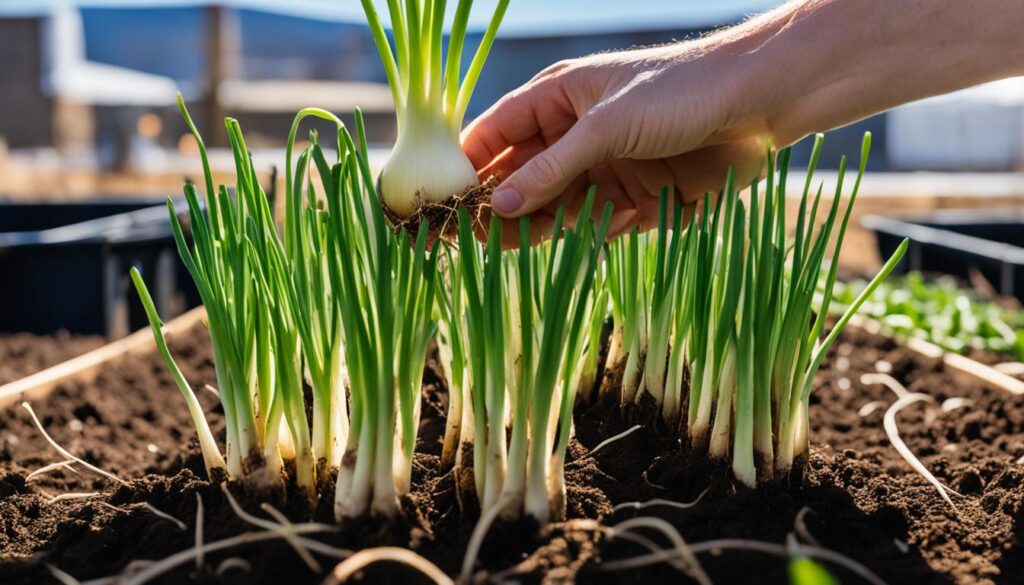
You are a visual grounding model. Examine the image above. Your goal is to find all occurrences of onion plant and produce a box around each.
[596,134,908,486]
[160,97,271,480]
[435,245,473,476]
[284,112,353,476]
[602,193,686,413]
[249,227,317,495]
[133,98,438,517]
[321,114,440,519]
[142,98,325,490]
[444,190,611,524]
[359,0,510,226]
[130,266,225,478]
[603,229,646,406]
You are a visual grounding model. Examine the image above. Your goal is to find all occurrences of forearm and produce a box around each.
[716,0,1024,146]
[467,0,1024,223]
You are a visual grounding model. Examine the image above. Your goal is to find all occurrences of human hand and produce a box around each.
[461,40,771,242]
[462,0,1024,244]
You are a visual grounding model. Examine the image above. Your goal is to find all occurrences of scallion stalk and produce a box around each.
[592,133,907,487]
[130,267,225,478]
[448,189,611,524]
[359,0,510,224]
[325,112,441,518]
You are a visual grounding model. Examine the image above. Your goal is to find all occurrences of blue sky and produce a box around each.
[2,0,782,35]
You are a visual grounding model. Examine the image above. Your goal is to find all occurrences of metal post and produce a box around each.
[203,4,239,146]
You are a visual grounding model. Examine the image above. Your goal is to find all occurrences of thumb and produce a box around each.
[490,117,610,218]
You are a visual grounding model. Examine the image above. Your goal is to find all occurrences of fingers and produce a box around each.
[667,139,766,204]
[509,138,765,237]
[461,96,537,172]
[490,116,613,218]
[470,209,557,251]
[478,134,549,181]
[461,77,577,172]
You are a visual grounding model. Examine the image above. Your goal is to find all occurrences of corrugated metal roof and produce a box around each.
[0,0,781,35]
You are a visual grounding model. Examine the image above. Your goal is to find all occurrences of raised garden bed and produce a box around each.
[863,210,1024,304]
[0,332,103,386]
[0,200,198,337]
[0,318,1021,584]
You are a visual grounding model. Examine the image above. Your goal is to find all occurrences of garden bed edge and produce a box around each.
[0,306,207,410]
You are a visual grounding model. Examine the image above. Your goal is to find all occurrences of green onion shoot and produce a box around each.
[359,0,510,229]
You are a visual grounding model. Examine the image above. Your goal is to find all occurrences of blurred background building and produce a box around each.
[1,0,1023,288]
[0,1,790,161]
[4,0,1024,178]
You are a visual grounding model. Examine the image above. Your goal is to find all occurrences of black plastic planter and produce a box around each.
[863,210,1024,302]
[0,200,199,337]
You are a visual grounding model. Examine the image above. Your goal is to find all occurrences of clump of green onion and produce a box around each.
[134,98,330,492]
[135,97,439,514]
[282,110,354,478]
[444,189,611,523]
[321,113,441,519]
[601,193,687,414]
[161,96,273,480]
[596,133,907,486]
[435,244,476,495]
[359,0,509,225]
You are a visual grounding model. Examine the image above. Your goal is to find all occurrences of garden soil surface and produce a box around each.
[1,325,1023,584]
[0,333,104,386]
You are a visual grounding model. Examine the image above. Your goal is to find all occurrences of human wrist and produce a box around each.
[676,6,803,149]
[722,0,856,147]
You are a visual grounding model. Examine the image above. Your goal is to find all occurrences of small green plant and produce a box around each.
[132,97,438,519]
[359,0,509,225]
[161,97,275,481]
[832,271,1024,360]
[439,190,610,523]
[130,266,224,477]
[596,133,907,486]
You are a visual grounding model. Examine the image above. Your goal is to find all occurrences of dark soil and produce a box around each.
[1,324,1023,584]
[0,332,104,385]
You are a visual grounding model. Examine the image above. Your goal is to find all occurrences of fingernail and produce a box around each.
[492,187,524,215]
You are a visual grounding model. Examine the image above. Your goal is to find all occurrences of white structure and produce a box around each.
[40,1,178,106]
[887,77,1024,171]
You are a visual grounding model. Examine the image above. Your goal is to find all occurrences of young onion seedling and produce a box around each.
[602,192,687,415]
[595,134,907,487]
[435,243,478,506]
[325,114,441,519]
[130,267,225,478]
[134,94,447,518]
[139,100,319,487]
[284,114,352,475]
[448,189,611,524]
[358,0,510,229]
[158,96,278,480]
